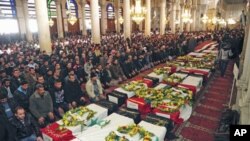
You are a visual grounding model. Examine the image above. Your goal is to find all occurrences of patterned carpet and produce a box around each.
[173,61,234,141]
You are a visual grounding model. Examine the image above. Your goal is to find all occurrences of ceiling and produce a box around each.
[224,0,246,4]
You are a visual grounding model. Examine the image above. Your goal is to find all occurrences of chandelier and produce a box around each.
[119,16,124,24]
[182,10,192,23]
[68,13,77,25]
[66,0,77,25]
[131,0,146,25]
[49,18,54,27]
[201,14,209,23]
[227,18,236,25]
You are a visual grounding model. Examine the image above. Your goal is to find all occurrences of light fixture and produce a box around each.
[182,9,192,23]
[201,14,209,23]
[49,18,54,27]
[131,0,146,25]
[66,0,77,25]
[119,16,124,24]
[227,18,236,25]
[67,13,77,25]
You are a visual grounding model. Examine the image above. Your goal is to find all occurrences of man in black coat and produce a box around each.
[13,80,32,111]
[49,79,69,118]
[10,106,43,141]
[0,111,15,141]
[64,74,85,108]
[0,90,17,120]
[10,68,23,94]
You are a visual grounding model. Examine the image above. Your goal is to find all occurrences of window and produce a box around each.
[0,0,16,18]
[66,0,78,17]
[48,0,57,18]
[28,0,36,18]
[107,4,114,19]
[0,0,18,34]
[84,3,101,29]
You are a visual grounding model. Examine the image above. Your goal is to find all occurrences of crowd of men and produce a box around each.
[0,29,244,141]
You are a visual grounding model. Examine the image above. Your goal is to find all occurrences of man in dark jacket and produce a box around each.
[10,68,23,94]
[13,80,32,111]
[10,106,43,141]
[29,84,55,127]
[49,79,68,118]
[0,110,15,141]
[0,91,17,120]
[64,74,85,108]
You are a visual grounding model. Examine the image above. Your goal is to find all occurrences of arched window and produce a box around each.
[107,3,114,19]
[0,0,18,34]
[65,0,78,17]
[48,0,57,18]
[28,0,37,32]
[0,0,16,18]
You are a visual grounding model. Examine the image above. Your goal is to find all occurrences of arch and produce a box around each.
[107,3,114,19]
[65,0,78,17]
[0,0,16,18]
[48,0,57,18]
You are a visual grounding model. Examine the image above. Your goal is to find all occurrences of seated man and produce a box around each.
[13,80,32,112]
[86,73,105,102]
[29,84,55,127]
[0,91,17,120]
[49,79,68,118]
[96,64,118,89]
[10,106,43,141]
[64,74,85,108]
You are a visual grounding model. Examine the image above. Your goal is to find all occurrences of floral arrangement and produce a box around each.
[176,56,194,61]
[59,107,96,130]
[164,74,183,84]
[105,124,155,141]
[153,67,171,75]
[151,87,193,113]
[121,81,146,92]
[135,88,165,101]
[166,61,185,68]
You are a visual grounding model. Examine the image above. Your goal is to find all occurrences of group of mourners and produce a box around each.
[0,28,244,141]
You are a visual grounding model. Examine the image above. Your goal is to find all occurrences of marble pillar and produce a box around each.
[123,0,131,39]
[55,0,64,38]
[81,0,87,36]
[115,0,121,33]
[101,0,107,34]
[90,0,101,44]
[180,4,184,32]
[145,0,151,36]
[160,0,166,35]
[62,4,68,33]
[34,0,52,54]
[191,6,196,31]
[170,2,176,33]
[15,0,26,39]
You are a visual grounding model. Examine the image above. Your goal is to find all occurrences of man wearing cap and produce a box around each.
[29,84,55,127]
[13,80,32,111]
[86,72,105,102]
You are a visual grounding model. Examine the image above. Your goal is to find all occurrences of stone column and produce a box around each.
[81,0,87,36]
[101,0,107,34]
[55,0,64,38]
[123,0,131,39]
[170,2,176,33]
[62,4,68,33]
[34,0,52,54]
[196,4,201,31]
[191,6,197,31]
[145,0,151,36]
[160,0,166,35]
[17,0,33,42]
[179,4,184,32]
[115,0,121,33]
[15,0,26,39]
[90,0,101,44]
[78,3,83,33]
